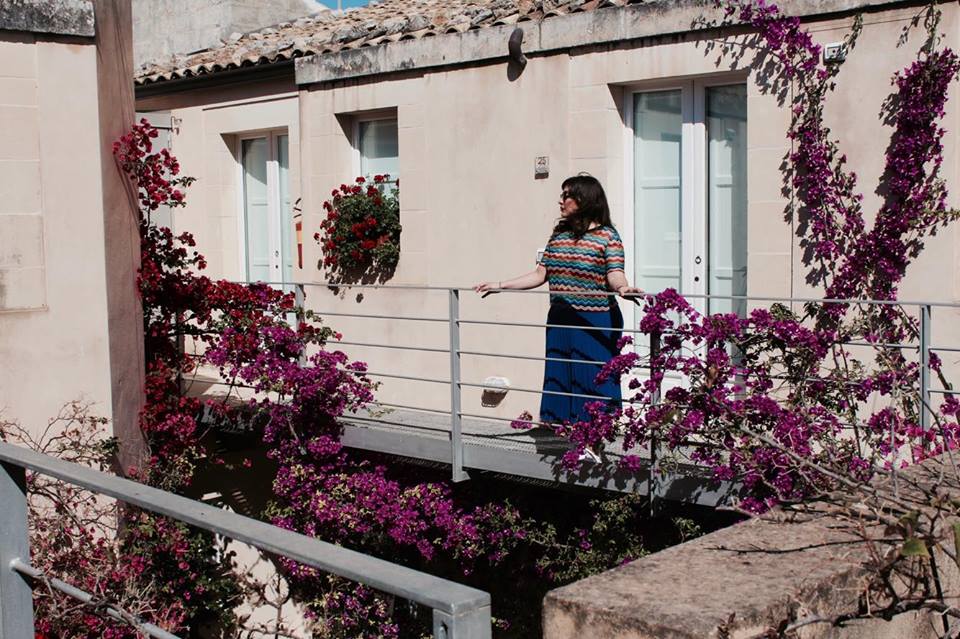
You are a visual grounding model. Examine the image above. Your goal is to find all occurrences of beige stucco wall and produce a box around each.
[0,0,143,465]
[136,2,960,423]
[0,31,113,437]
[137,79,302,284]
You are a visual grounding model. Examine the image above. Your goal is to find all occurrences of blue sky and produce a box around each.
[316,0,373,8]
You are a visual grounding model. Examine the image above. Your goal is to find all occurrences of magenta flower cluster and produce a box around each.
[541,0,960,513]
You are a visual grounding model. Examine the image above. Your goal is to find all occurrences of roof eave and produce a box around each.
[135,59,296,98]
[294,0,928,86]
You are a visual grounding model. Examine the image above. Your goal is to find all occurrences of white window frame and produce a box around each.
[621,72,748,327]
[235,129,290,286]
[352,113,399,182]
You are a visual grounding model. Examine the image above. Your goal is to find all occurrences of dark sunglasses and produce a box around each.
[560,191,575,201]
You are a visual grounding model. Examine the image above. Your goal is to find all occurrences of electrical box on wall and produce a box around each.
[823,42,847,63]
[535,156,549,178]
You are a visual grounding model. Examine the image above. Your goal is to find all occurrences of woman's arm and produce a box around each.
[475,265,547,293]
[607,270,643,297]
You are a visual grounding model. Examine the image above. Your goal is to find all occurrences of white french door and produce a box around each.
[628,80,747,317]
[239,131,293,289]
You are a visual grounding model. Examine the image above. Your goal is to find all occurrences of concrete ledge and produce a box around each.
[0,0,94,37]
[544,458,958,639]
[295,0,925,85]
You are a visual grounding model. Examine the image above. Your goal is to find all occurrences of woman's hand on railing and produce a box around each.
[616,285,645,304]
[474,281,501,298]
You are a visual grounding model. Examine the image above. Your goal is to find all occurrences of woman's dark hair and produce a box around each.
[551,174,614,239]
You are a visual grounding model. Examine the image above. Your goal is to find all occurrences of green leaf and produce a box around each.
[899,510,921,535]
[901,537,929,558]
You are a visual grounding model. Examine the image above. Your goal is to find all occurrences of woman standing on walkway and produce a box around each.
[475,174,642,426]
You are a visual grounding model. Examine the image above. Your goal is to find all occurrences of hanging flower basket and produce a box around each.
[316,175,401,280]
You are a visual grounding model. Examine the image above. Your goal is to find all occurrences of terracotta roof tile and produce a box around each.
[135,0,639,86]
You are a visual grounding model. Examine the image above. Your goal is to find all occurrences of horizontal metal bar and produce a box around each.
[457,318,646,334]
[374,402,452,415]
[337,340,449,354]
[292,282,960,310]
[182,376,258,391]
[342,414,456,434]
[338,367,450,385]
[11,560,181,639]
[456,411,553,429]
[930,346,960,353]
[314,310,448,323]
[458,380,631,403]
[927,388,960,396]
[0,443,489,616]
[844,340,914,350]
[246,281,453,292]
[458,349,608,366]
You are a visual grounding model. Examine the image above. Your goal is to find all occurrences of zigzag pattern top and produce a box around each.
[540,226,625,312]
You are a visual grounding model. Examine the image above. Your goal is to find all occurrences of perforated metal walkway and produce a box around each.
[339,406,733,505]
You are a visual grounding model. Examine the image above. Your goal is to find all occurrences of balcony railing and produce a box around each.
[189,283,960,504]
[0,442,492,638]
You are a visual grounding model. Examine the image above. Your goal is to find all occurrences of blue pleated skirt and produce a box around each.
[539,302,624,424]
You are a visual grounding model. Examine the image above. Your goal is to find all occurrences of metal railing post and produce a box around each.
[0,461,34,638]
[449,289,468,482]
[296,283,308,366]
[920,304,932,432]
[648,331,662,515]
[433,605,492,639]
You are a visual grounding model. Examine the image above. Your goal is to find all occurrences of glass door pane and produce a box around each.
[241,137,270,283]
[277,134,293,289]
[633,90,683,297]
[706,85,748,316]
[359,119,399,180]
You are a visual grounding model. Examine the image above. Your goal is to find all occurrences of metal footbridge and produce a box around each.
[186,284,960,508]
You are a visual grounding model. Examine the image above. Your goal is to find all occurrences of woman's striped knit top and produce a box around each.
[540,226,625,312]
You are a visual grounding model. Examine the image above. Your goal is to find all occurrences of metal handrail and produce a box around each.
[245,279,960,309]
[0,442,492,638]
[214,282,952,489]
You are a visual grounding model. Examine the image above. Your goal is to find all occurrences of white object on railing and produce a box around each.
[480,376,511,408]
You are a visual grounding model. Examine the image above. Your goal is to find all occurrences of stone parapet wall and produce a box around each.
[0,0,94,37]
[544,459,959,638]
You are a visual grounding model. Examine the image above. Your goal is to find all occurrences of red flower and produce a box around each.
[361,239,376,250]
[373,174,384,183]
[365,217,377,228]
[356,176,366,184]
[373,197,383,207]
